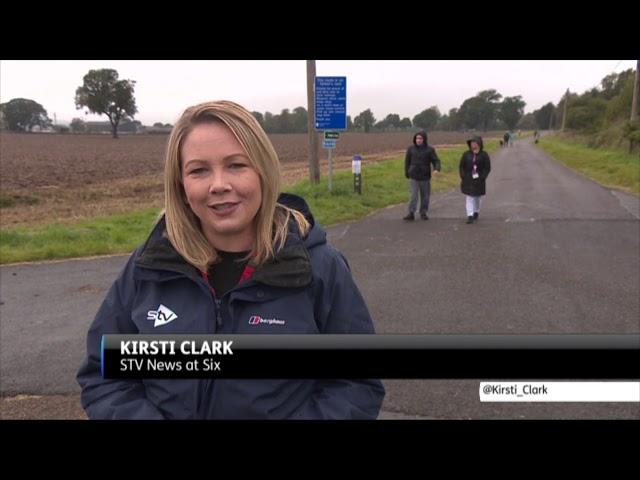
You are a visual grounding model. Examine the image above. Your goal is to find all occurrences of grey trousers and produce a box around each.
[408,179,431,214]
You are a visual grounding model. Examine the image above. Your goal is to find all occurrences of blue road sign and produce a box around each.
[315,77,346,130]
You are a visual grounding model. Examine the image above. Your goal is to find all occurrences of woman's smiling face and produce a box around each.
[181,121,262,251]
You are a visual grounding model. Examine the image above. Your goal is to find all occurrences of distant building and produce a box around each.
[85,121,113,134]
[144,125,173,134]
[31,125,55,133]
[83,120,142,134]
[118,120,142,133]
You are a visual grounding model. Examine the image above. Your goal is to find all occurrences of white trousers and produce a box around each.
[465,195,480,217]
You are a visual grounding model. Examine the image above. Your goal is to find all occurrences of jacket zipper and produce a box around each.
[215,298,223,327]
[139,264,255,418]
[190,271,216,418]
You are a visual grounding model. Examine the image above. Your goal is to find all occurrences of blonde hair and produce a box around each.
[163,100,310,272]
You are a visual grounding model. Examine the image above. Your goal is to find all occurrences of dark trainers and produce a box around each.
[473,212,479,220]
[420,213,429,220]
[403,213,415,221]
[466,216,474,224]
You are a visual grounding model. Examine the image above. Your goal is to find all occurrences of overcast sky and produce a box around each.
[1,60,636,125]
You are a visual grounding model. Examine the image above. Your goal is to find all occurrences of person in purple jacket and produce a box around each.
[77,100,385,419]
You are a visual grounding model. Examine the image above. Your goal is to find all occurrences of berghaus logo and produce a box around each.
[248,315,285,326]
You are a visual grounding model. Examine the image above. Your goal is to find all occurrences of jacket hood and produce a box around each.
[276,192,325,250]
[413,130,428,146]
[466,135,484,151]
[135,193,325,289]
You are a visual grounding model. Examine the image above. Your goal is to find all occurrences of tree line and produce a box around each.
[0,69,137,138]
[1,67,637,144]
[249,91,527,133]
[555,68,639,149]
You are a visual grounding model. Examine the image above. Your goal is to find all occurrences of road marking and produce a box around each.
[330,224,351,240]
[610,190,640,220]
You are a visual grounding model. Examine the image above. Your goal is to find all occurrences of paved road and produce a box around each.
[1,139,639,419]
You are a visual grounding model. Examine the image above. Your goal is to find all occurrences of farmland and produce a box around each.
[1,131,501,227]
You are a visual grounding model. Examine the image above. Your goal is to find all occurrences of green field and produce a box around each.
[0,141,498,264]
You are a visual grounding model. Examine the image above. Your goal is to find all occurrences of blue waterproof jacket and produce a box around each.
[77,193,385,419]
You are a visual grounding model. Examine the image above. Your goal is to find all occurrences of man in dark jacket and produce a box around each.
[459,135,491,224]
[403,131,441,220]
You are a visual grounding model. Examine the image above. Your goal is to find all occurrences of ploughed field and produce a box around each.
[0,131,499,226]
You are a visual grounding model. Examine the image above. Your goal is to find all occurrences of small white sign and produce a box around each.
[352,155,362,174]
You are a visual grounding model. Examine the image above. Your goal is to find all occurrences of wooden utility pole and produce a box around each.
[630,60,639,153]
[561,88,569,132]
[306,60,320,184]
[631,60,639,121]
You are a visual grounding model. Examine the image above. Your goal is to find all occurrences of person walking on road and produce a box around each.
[459,135,491,224]
[403,130,441,221]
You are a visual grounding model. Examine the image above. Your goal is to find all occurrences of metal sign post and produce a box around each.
[328,147,333,191]
[315,77,346,192]
[323,132,339,192]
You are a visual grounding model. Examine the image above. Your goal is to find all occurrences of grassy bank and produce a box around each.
[1,141,497,264]
[0,209,161,264]
[537,136,640,195]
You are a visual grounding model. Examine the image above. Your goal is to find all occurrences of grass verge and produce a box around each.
[537,136,639,195]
